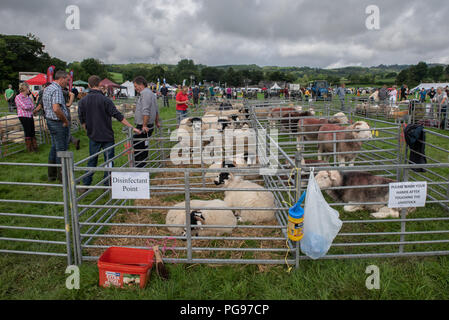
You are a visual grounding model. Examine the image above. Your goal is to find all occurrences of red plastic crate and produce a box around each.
[98,247,155,289]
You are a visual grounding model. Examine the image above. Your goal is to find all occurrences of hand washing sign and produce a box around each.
[388,182,427,208]
[111,172,150,200]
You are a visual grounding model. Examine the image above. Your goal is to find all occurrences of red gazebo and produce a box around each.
[25,73,47,86]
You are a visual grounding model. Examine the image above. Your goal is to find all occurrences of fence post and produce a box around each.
[59,151,83,266]
[59,153,74,266]
[127,127,135,168]
[185,171,193,263]
[294,152,303,269]
[399,167,409,254]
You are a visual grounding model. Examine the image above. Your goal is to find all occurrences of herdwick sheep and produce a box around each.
[317,121,372,166]
[215,173,276,223]
[297,112,349,151]
[166,200,237,236]
[315,170,416,218]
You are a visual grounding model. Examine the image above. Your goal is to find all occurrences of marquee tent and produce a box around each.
[120,81,135,97]
[270,82,281,90]
[411,83,449,92]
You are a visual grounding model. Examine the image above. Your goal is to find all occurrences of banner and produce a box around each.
[47,65,56,83]
[69,70,74,91]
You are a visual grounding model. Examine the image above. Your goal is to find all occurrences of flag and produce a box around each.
[47,66,55,83]
[69,70,74,91]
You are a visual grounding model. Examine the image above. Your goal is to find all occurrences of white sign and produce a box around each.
[111,172,150,200]
[388,182,427,209]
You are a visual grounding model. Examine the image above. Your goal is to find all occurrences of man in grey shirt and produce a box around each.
[379,85,389,106]
[336,83,346,112]
[133,76,160,167]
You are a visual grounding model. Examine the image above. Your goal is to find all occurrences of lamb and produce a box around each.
[166,200,237,236]
[317,121,372,166]
[315,170,416,218]
[297,112,349,150]
[215,173,276,223]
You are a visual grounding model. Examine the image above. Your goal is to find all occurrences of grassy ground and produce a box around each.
[1,96,449,300]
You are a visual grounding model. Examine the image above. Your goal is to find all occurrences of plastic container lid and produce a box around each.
[289,192,306,219]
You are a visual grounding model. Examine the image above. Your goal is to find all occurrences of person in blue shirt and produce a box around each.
[419,88,427,103]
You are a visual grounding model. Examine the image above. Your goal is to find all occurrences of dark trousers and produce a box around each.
[19,117,35,138]
[163,95,169,107]
[193,96,199,105]
[8,99,15,113]
[46,119,69,165]
[83,140,115,186]
[134,125,154,168]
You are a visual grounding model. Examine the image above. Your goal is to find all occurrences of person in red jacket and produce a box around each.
[176,86,191,126]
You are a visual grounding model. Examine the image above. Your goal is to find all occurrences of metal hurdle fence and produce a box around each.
[1,98,449,267]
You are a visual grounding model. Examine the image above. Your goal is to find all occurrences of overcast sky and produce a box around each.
[1,0,448,68]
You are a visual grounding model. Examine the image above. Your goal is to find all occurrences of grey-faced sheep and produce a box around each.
[215,173,276,224]
[166,200,237,237]
[317,121,372,167]
[315,170,416,218]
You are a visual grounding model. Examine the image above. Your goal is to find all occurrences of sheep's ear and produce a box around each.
[329,171,340,182]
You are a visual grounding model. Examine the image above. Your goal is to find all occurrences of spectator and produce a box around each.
[78,75,141,190]
[428,87,436,100]
[419,88,427,103]
[43,70,71,182]
[400,84,408,101]
[336,83,347,112]
[4,84,15,113]
[160,83,169,108]
[176,86,191,126]
[389,86,398,106]
[209,85,215,100]
[71,87,79,101]
[15,82,37,153]
[434,87,448,129]
[133,76,160,168]
[62,87,81,150]
[34,82,51,117]
[378,85,389,106]
[192,85,200,106]
[226,87,232,99]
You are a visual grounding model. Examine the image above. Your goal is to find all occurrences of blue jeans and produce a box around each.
[46,119,70,165]
[176,110,188,124]
[83,140,115,186]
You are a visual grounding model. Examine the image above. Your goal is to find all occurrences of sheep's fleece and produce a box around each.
[166,200,237,236]
[221,174,276,223]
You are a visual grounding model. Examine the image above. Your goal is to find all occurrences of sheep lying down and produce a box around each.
[215,173,276,224]
[166,200,237,237]
[315,170,416,219]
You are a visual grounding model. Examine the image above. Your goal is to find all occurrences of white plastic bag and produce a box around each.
[300,170,343,260]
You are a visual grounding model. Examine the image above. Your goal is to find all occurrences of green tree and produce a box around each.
[200,67,223,83]
[80,58,109,79]
[175,59,199,85]
[428,66,444,82]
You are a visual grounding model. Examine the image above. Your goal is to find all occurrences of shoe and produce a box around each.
[31,137,39,153]
[25,138,33,152]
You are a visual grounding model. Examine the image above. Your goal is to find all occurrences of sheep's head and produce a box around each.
[309,107,316,116]
[295,105,303,112]
[332,112,349,124]
[214,164,236,185]
[351,121,372,140]
[182,211,206,237]
[315,170,342,189]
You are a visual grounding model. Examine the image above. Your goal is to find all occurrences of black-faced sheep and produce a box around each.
[166,200,237,236]
[215,173,276,223]
[315,170,416,218]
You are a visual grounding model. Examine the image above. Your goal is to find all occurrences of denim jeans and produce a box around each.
[46,119,70,165]
[176,110,188,124]
[83,140,115,186]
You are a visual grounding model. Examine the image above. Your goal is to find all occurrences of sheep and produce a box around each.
[267,106,304,127]
[166,200,237,236]
[315,170,416,218]
[317,121,373,166]
[205,153,260,182]
[215,173,276,224]
[296,112,349,151]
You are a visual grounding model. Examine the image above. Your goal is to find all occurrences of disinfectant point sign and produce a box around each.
[111,172,150,200]
[388,182,427,208]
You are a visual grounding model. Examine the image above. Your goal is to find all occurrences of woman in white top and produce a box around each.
[389,86,398,106]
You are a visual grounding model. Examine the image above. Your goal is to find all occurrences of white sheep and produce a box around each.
[215,173,276,224]
[166,200,237,236]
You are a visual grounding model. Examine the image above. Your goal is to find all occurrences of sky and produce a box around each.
[0,0,448,68]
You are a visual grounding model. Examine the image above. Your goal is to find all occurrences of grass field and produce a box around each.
[1,96,449,300]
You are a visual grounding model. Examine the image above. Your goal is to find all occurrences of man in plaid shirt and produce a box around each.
[42,70,70,182]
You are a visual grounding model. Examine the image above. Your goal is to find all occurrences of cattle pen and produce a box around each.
[0,98,448,269]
